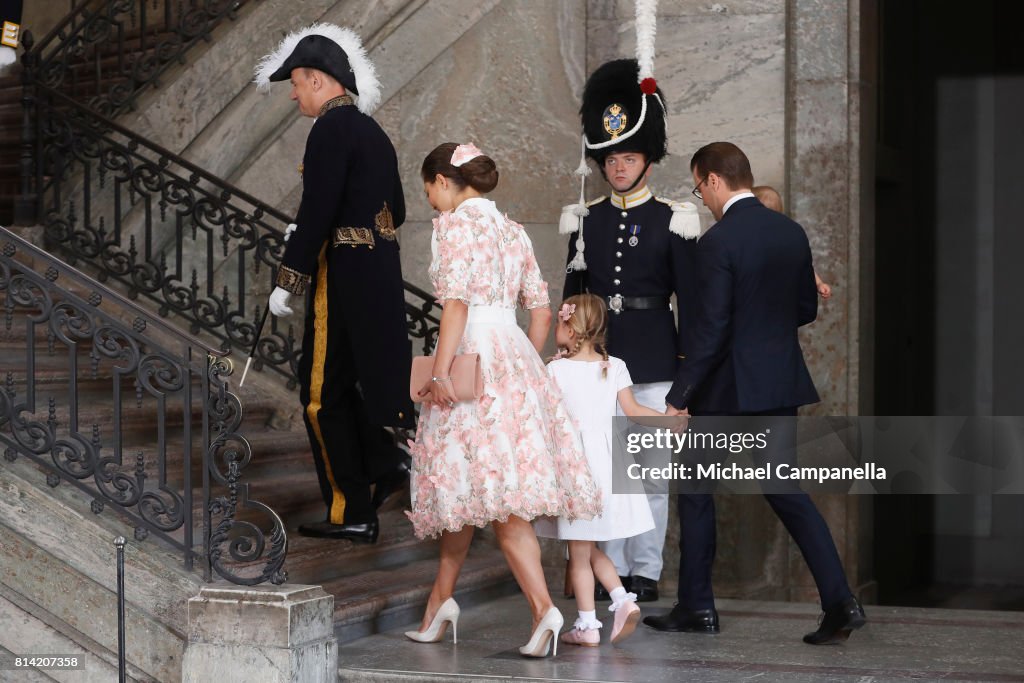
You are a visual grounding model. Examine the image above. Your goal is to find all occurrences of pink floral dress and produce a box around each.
[406,197,601,539]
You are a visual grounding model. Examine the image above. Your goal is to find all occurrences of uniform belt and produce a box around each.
[606,294,671,314]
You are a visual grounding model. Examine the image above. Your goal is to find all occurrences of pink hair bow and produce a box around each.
[451,143,484,167]
[558,303,576,322]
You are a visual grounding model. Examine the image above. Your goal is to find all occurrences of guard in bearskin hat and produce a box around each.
[559,0,700,604]
[255,23,413,542]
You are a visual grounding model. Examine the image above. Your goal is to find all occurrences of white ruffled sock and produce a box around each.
[574,610,602,630]
[609,588,638,612]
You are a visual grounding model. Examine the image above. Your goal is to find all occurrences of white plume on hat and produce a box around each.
[253,22,382,115]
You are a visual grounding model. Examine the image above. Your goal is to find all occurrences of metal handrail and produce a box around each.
[43,86,292,225]
[1,225,288,585]
[28,0,247,117]
[29,80,443,387]
[3,221,226,355]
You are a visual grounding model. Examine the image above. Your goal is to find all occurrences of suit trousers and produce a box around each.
[600,381,671,581]
[297,257,407,526]
[675,407,853,610]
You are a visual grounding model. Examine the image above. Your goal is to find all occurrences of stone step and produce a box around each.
[0,455,201,682]
[7,390,277,448]
[325,539,517,644]
[279,510,429,587]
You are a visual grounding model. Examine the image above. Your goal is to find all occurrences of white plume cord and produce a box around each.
[635,0,658,81]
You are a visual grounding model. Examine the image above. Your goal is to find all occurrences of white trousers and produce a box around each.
[599,380,671,580]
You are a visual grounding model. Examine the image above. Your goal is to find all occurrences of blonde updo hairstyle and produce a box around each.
[559,293,611,378]
[420,142,499,194]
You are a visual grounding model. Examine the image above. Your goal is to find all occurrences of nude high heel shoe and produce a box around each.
[405,597,460,644]
[519,606,564,658]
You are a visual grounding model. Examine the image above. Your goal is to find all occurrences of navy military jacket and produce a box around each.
[665,197,820,413]
[563,192,697,385]
[276,100,413,428]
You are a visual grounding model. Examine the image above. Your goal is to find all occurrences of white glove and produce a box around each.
[269,286,294,317]
[283,223,297,242]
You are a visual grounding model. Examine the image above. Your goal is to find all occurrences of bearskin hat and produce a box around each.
[581,58,667,165]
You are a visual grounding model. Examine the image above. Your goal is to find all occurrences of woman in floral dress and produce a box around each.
[405,143,601,657]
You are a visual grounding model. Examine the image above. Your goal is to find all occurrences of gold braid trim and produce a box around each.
[276,265,310,295]
[375,202,397,241]
[333,227,375,249]
[317,94,354,117]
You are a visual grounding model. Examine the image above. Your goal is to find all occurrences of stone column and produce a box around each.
[786,0,876,601]
[182,585,336,683]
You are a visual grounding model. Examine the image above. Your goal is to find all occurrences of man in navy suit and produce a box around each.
[644,142,866,644]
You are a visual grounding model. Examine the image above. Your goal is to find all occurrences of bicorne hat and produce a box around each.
[254,23,381,115]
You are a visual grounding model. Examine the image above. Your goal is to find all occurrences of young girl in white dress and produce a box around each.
[535,293,664,647]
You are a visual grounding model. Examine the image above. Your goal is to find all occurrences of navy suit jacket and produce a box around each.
[665,197,819,413]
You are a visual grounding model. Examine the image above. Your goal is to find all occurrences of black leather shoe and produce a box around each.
[643,606,720,633]
[297,520,380,543]
[630,575,659,602]
[372,456,411,510]
[595,575,631,601]
[803,597,866,644]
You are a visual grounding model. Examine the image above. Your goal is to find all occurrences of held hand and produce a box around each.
[670,412,689,433]
[268,286,294,317]
[427,376,459,408]
[283,223,298,242]
[664,405,689,432]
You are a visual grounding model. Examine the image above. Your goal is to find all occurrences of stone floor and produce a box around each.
[337,594,1024,682]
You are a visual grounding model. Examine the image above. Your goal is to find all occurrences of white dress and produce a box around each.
[534,356,655,541]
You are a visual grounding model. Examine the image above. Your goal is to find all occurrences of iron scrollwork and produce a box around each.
[31,87,444,392]
[1,230,288,585]
[31,0,246,119]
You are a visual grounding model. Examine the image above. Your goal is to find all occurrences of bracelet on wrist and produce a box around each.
[431,376,452,383]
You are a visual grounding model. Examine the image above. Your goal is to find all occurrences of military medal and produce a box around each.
[628,224,641,247]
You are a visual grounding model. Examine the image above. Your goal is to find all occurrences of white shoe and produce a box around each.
[519,606,564,658]
[405,597,460,644]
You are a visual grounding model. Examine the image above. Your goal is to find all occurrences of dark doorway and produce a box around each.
[871,0,1024,610]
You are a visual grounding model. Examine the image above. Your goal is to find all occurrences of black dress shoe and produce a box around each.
[297,520,379,543]
[371,453,412,510]
[803,597,866,645]
[595,575,631,601]
[630,575,659,602]
[643,606,720,633]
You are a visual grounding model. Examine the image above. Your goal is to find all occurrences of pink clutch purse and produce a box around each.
[410,354,484,403]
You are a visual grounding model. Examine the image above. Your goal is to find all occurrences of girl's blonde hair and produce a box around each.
[557,293,611,378]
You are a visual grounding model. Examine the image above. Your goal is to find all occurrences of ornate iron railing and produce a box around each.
[1,227,286,585]
[29,0,247,118]
[28,84,443,388]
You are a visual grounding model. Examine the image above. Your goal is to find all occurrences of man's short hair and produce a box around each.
[690,142,754,191]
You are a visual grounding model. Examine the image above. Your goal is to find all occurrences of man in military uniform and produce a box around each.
[256,24,413,542]
[562,58,701,601]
